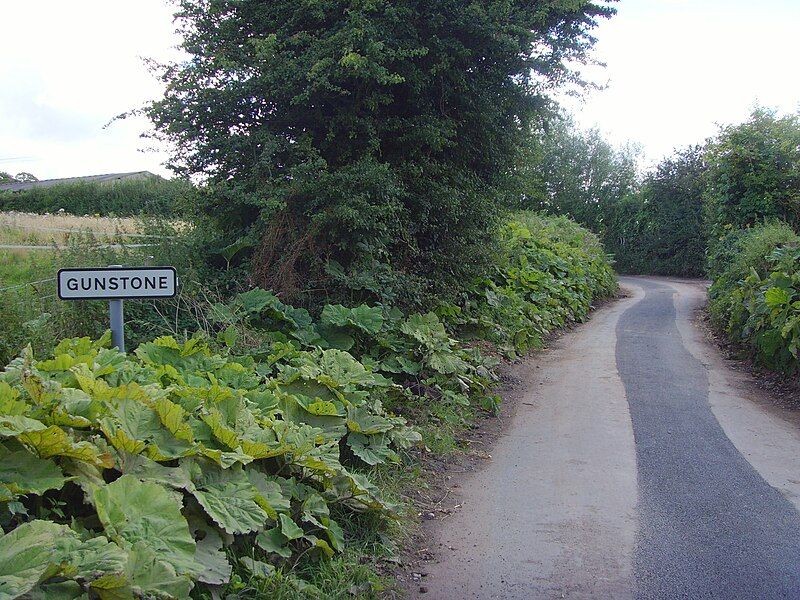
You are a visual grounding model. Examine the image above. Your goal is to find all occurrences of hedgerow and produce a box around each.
[0,212,616,598]
[444,213,617,355]
[0,178,195,218]
[709,223,800,375]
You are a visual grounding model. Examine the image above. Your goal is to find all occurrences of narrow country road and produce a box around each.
[411,277,800,599]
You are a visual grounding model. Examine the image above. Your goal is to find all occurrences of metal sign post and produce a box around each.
[57,265,178,352]
[109,299,125,351]
[108,264,125,351]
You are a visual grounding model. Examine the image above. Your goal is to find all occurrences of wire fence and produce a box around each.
[0,243,160,251]
[4,224,174,239]
[0,239,165,295]
[0,277,57,293]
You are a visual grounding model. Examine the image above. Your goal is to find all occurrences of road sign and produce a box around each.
[57,265,178,352]
[57,266,177,300]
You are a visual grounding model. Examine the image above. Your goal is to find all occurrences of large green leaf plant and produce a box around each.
[0,330,419,599]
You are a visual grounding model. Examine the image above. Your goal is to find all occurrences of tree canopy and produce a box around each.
[518,117,639,233]
[522,107,800,277]
[634,146,707,276]
[145,0,614,306]
[704,107,800,236]
[0,171,38,184]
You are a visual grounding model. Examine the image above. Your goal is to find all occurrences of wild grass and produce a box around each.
[0,211,141,245]
[0,250,57,286]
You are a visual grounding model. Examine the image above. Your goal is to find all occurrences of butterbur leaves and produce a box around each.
[278,513,305,541]
[711,244,800,374]
[347,432,398,466]
[0,520,75,599]
[0,415,46,437]
[124,542,193,599]
[191,466,269,535]
[0,449,67,497]
[239,557,275,579]
[0,523,130,599]
[93,475,199,577]
[321,304,384,335]
[0,313,423,597]
[189,519,232,586]
[18,426,113,468]
[765,286,790,309]
[256,528,293,558]
[346,405,394,435]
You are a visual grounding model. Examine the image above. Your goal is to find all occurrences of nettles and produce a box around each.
[0,333,418,599]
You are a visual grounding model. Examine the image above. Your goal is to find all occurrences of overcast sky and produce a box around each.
[1,0,799,180]
[0,1,179,179]
[564,0,800,166]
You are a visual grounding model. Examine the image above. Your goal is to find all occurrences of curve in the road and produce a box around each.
[616,278,800,599]
[411,277,800,599]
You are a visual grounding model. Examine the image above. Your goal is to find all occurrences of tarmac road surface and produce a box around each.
[412,277,800,599]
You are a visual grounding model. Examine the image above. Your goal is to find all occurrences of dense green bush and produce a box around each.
[0,178,196,217]
[142,0,614,307]
[707,222,799,299]
[0,331,421,598]
[708,222,800,374]
[443,212,618,355]
[629,146,707,277]
[704,108,800,237]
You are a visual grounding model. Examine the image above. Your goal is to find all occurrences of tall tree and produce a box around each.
[145,0,615,306]
[704,107,800,236]
[517,117,640,243]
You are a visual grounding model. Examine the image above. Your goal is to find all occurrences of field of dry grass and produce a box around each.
[0,211,142,246]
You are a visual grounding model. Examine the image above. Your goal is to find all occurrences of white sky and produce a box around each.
[1,0,799,180]
[564,0,800,167]
[0,1,180,179]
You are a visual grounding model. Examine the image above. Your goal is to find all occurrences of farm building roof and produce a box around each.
[0,171,160,192]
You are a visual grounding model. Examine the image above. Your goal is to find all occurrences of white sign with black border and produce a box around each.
[58,266,178,300]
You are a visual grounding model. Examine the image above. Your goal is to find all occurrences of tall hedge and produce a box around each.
[0,178,195,217]
[143,0,614,307]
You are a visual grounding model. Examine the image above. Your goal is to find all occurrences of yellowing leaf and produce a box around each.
[154,397,194,443]
[19,426,113,468]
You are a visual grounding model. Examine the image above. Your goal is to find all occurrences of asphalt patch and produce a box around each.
[616,279,800,599]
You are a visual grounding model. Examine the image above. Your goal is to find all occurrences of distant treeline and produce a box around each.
[0,177,196,217]
[519,107,800,277]
[519,107,800,374]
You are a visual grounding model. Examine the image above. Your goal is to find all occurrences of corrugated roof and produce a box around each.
[0,171,160,192]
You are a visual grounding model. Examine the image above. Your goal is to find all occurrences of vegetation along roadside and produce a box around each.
[0,212,616,599]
